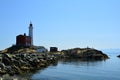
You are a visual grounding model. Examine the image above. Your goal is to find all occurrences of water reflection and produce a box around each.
[59,58,107,67]
[31,58,110,80]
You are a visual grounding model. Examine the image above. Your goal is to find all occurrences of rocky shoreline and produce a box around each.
[0,47,109,76]
[0,53,57,76]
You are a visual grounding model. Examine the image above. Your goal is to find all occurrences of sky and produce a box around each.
[0,0,120,50]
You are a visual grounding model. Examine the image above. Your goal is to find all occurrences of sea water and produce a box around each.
[31,50,120,80]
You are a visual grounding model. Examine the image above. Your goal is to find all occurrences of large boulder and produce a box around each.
[61,48,109,60]
[0,63,6,74]
[117,55,120,57]
[0,63,6,70]
[2,54,12,65]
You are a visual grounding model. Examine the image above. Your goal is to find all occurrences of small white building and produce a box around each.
[35,46,47,53]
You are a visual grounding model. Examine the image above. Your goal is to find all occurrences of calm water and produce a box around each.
[31,50,120,80]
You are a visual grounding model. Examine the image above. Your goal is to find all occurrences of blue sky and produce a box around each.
[0,0,120,50]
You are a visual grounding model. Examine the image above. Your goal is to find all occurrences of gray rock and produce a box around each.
[117,55,120,57]
[0,63,6,69]
[2,54,12,65]
[61,48,109,60]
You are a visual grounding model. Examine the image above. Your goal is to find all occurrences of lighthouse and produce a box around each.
[29,22,33,46]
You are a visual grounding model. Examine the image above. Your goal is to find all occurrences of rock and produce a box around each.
[2,54,12,65]
[11,65,22,74]
[0,63,6,75]
[6,66,15,76]
[20,66,30,70]
[117,55,120,57]
[0,63,6,69]
[61,48,109,60]
[0,69,6,75]
[12,59,21,67]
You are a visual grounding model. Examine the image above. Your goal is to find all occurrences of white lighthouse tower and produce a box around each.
[29,22,33,46]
